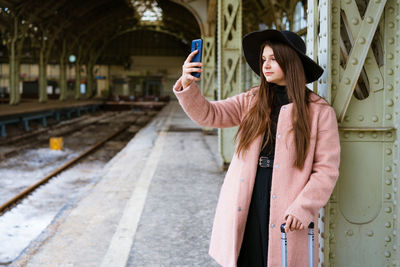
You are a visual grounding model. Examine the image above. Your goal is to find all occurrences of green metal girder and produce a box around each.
[201,36,216,101]
[322,0,399,266]
[332,0,387,122]
[217,0,242,166]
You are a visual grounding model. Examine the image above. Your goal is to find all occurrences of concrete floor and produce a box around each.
[12,101,224,267]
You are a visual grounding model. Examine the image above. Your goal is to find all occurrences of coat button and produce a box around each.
[275,164,279,169]
[271,224,275,228]
[240,177,245,182]
[238,207,242,212]
[282,106,287,110]
[245,149,248,153]
[272,194,277,200]
[277,134,282,139]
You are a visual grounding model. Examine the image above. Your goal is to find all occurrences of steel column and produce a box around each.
[217,0,242,166]
[321,0,399,265]
[201,36,216,102]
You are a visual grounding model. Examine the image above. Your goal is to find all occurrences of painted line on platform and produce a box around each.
[100,105,174,267]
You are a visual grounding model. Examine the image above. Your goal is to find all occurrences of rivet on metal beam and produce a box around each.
[344,133,350,138]
[386,99,394,106]
[372,133,378,138]
[388,7,394,13]
[372,116,379,122]
[359,132,364,138]
[385,193,392,199]
[386,114,393,120]
[351,58,358,65]
[385,251,391,258]
[385,222,392,228]
[332,69,338,75]
[385,207,393,213]
[386,132,393,138]
[329,235,335,243]
[385,236,392,242]
[386,179,392,185]
[388,53,394,60]
[345,0,351,4]
[386,148,392,155]
[358,115,364,121]
[344,115,350,122]
[386,166,392,172]
[333,39,338,45]
[359,37,366,44]
[389,38,395,44]
[388,69,394,75]
[366,57,372,64]
[387,84,394,90]
[373,77,380,84]
[345,78,351,84]
[352,18,359,25]
[389,22,395,28]
[332,22,338,29]
[367,231,374,236]
[333,7,339,13]
[366,16,374,23]
[346,230,354,236]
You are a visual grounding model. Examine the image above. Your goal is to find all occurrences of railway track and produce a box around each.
[0,107,162,265]
[0,123,131,216]
[0,111,152,216]
[0,111,124,159]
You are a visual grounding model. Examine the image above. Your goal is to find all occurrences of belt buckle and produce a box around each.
[259,156,273,168]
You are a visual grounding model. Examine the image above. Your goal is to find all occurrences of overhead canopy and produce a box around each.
[0,0,305,64]
[0,0,201,64]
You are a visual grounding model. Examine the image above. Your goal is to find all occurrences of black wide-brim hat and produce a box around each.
[242,29,324,83]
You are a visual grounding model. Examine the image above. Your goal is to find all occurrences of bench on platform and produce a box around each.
[22,112,54,131]
[0,117,20,137]
[0,104,101,137]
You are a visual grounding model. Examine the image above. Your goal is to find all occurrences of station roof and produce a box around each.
[0,0,304,65]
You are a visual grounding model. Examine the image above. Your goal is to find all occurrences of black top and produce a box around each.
[237,83,290,267]
[260,83,290,156]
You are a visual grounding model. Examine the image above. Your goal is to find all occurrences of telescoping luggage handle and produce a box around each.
[280,222,314,267]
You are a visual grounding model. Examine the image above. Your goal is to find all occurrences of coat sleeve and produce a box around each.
[173,77,249,128]
[284,106,341,226]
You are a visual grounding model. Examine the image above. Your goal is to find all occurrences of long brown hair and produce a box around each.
[235,41,311,169]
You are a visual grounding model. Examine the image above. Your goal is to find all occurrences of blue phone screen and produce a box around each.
[190,39,203,78]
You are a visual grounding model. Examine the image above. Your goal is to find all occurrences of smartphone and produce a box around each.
[190,39,203,78]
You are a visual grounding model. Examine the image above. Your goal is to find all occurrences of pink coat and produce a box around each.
[173,78,340,267]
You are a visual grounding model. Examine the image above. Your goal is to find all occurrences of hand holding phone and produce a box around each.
[180,39,203,89]
[190,39,203,78]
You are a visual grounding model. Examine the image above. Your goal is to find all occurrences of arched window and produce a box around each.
[293,2,307,32]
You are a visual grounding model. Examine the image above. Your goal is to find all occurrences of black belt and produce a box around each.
[258,156,274,168]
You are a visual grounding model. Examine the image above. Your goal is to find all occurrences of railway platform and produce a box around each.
[12,100,223,267]
[0,99,104,118]
[0,99,103,137]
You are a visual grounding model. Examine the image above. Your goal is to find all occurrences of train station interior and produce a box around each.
[0,0,399,266]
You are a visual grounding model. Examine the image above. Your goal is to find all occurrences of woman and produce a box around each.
[173,30,340,267]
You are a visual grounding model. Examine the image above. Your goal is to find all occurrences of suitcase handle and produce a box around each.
[280,222,314,267]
